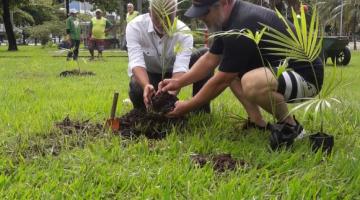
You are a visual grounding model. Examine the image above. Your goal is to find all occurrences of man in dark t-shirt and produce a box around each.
[158,0,324,137]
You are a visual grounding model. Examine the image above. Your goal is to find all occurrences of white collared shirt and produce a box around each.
[126,13,193,77]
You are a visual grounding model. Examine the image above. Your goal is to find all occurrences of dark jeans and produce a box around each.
[67,39,80,60]
[129,47,213,113]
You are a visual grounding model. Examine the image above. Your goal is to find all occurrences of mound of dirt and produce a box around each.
[59,69,95,77]
[117,108,185,139]
[150,92,178,114]
[190,153,249,172]
[55,116,103,136]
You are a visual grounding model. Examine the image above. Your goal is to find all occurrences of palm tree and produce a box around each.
[1,0,18,51]
[343,0,359,50]
[65,0,69,16]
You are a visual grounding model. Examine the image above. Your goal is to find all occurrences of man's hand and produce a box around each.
[143,84,155,108]
[158,79,181,94]
[66,35,72,45]
[166,100,192,118]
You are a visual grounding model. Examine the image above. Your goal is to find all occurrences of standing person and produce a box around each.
[159,0,324,137]
[88,9,114,60]
[66,9,81,61]
[126,3,139,23]
[122,3,140,51]
[126,0,212,112]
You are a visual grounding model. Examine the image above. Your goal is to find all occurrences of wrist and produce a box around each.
[143,83,152,89]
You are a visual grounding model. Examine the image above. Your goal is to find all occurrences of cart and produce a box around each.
[322,36,351,66]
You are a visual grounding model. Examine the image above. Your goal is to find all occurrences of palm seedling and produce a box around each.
[262,5,344,153]
[149,0,203,80]
[262,5,342,133]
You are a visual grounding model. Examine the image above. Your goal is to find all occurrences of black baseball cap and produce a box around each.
[185,0,219,18]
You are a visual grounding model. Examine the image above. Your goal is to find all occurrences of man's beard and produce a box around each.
[204,17,223,33]
[207,24,222,33]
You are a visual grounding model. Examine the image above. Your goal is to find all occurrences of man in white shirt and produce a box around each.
[126,0,212,112]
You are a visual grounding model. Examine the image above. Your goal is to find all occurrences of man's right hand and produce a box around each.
[143,84,155,108]
[158,79,181,94]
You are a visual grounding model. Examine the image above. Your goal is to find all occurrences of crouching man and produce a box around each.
[126,0,213,112]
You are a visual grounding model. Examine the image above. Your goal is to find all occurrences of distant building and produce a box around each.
[69,1,93,14]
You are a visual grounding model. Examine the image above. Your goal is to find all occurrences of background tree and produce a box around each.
[342,0,359,50]
[27,20,65,46]
[65,0,69,16]
[1,0,30,51]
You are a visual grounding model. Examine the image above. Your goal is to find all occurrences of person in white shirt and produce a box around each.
[126,0,212,112]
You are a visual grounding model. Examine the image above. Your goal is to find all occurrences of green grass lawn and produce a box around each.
[0,46,359,199]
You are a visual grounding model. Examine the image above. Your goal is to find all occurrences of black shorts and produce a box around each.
[276,70,318,103]
[273,58,323,103]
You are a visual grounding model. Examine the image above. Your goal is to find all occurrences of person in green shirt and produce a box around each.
[66,9,81,61]
[88,9,114,60]
[126,3,139,23]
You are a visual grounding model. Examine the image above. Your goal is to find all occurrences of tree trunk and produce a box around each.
[22,30,26,45]
[137,0,142,14]
[353,6,358,50]
[354,34,357,50]
[65,0,70,16]
[2,0,18,51]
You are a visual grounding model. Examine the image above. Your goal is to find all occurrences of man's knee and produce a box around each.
[242,69,276,96]
[241,73,264,98]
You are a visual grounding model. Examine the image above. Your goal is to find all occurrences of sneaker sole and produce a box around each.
[295,129,306,140]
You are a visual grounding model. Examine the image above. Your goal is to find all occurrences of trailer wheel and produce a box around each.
[331,47,351,66]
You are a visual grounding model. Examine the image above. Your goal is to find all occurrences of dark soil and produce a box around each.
[59,69,95,77]
[4,117,105,164]
[190,153,249,172]
[55,116,103,136]
[117,108,185,139]
[150,92,178,114]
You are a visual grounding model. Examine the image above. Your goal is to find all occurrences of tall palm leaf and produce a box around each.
[262,6,322,63]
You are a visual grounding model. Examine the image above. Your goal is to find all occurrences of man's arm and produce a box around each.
[105,20,114,33]
[167,71,238,117]
[168,72,185,95]
[126,22,147,78]
[159,52,221,92]
[65,18,72,42]
[126,21,154,106]
[179,52,220,86]
[132,67,150,89]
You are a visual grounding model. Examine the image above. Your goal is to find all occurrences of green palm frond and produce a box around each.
[14,7,35,25]
[261,6,323,62]
[209,28,266,45]
[288,64,344,132]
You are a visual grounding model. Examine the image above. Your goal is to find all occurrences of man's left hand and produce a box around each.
[143,84,155,108]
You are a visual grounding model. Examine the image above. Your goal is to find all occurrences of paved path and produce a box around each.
[347,41,360,50]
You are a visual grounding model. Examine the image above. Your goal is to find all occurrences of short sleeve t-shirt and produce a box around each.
[90,17,113,39]
[126,11,139,23]
[66,16,81,40]
[210,0,323,87]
